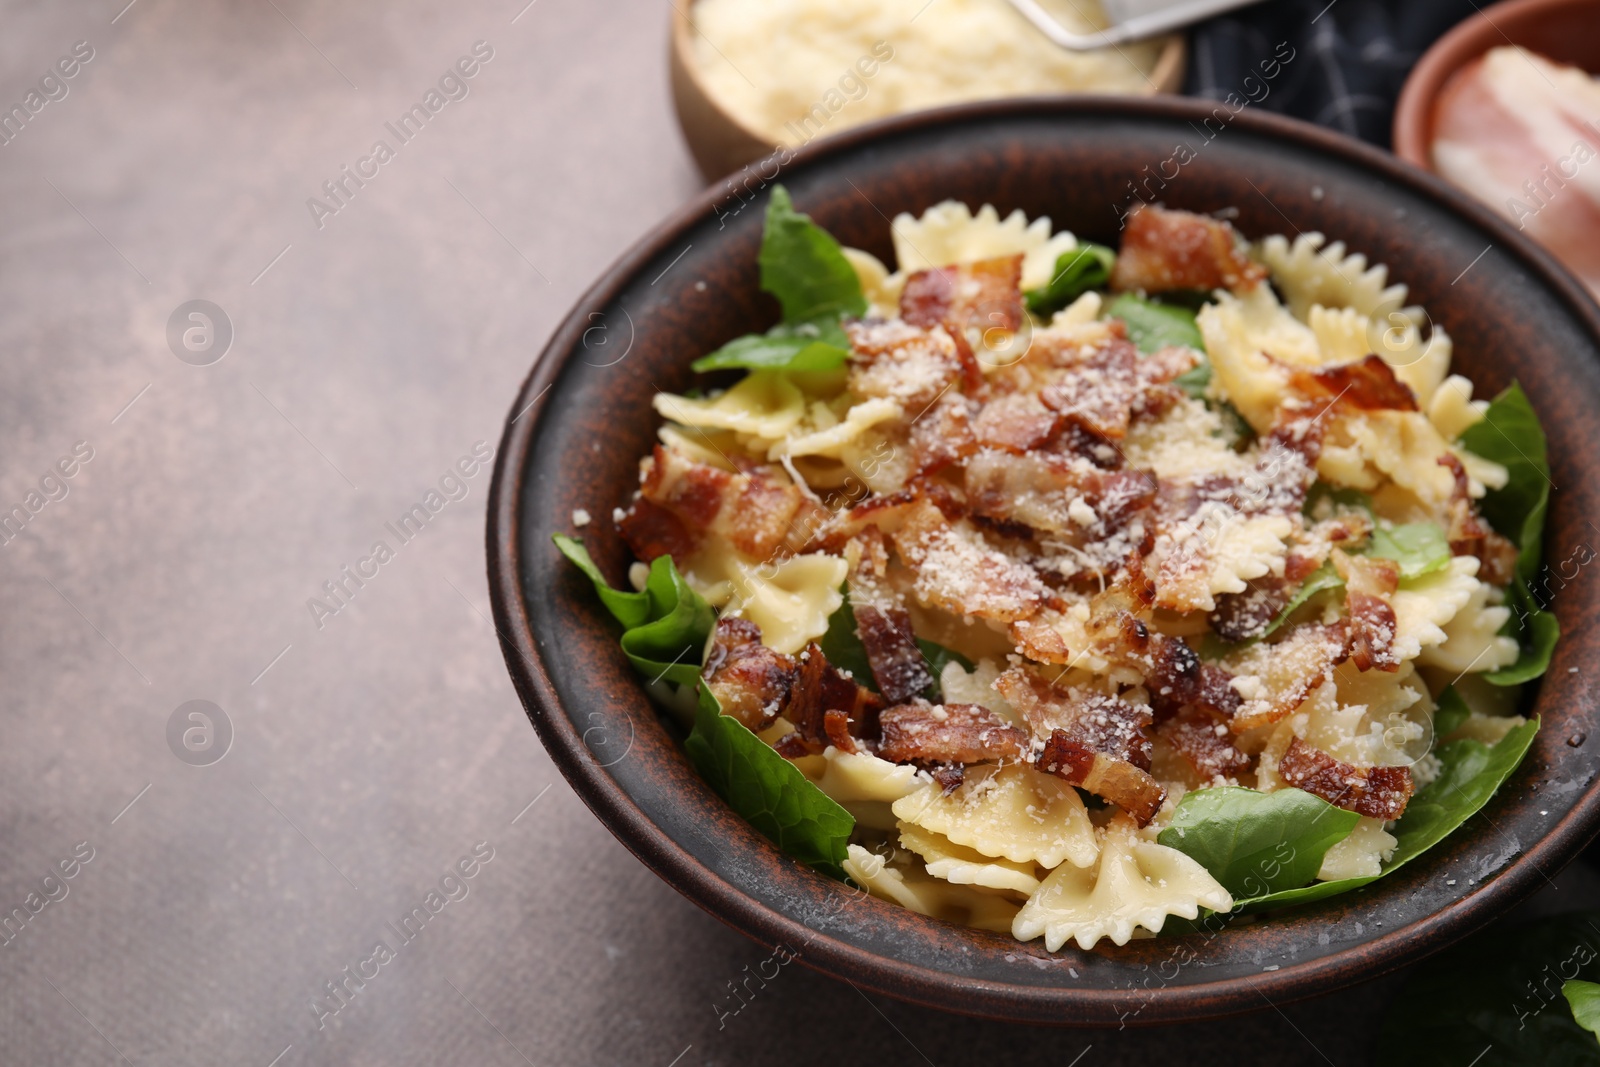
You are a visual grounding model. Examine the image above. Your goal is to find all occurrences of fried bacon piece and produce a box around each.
[1038,338,1198,439]
[1286,355,1419,413]
[876,700,1028,764]
[1278,737,1414,820]
[890,499,1051,623]
[1335,549,1401,672]
[1036,731,1167,826]
[1208,577,1291,643]
[1145,634,1242,721]
[781,641,883,752]
[703,617,798,732]
[971,392,1062,454]
[620,445,810,564]
[964,447,1157,541]
[1438,453,1519,586]
[995,668,1154,768]
[1228,620,1352,732]
[847,529,935,704]
[1163,711,1253,781]
[900,255,1022,393]
[900,253,1025,339]
[846,318,970,411]
[910,394,978,476]
[1109,204,1266,294]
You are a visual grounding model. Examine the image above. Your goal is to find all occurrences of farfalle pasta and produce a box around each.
[559,186,1555,950]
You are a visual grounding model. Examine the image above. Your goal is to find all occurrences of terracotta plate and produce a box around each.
[487,98,1600,1026]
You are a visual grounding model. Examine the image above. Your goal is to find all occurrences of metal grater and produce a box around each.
[1005,0,1262,49]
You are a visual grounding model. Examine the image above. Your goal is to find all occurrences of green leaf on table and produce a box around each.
[1565,981,1600,1043]
[1233,714,1540,913]
[1025,243,1114,317]
[818,587,972,703]
[685,684,854,880]
[1158,787,1359,899]
[1368,521,1452,581]
[692,185,866,374]
[1374,912,1600,1066]
[1459,382,1550,583]
[1106,292,1206,354]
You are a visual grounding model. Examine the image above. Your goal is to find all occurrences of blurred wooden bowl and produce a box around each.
[1393,0,1600,170]
[669,3,1187,180]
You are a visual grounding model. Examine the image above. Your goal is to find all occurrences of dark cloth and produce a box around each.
[1182,0,1478,147]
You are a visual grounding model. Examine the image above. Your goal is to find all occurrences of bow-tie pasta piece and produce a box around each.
[892,763,1098,871]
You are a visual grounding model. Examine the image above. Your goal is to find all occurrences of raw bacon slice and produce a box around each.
[876,700,1028,764]
[1110,204,1266,294]
[1278,737,1414,820]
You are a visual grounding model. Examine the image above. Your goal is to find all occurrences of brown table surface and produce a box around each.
[2,1,1594,1063]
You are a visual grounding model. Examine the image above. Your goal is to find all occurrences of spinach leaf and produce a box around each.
[1459,382,1550,583]
[1025,243,1115,317]
[1258,560,1344,640]
[1432,684,1472,738]
[1106,292,1206,354]
[1488,574,1562,686]
[819,588,973,702]
[1173,361,1213,400]
[1369,521,1452,581]
[1158,787,1359,899]
[692,185,865,374]
[1233,714,1540,913]
[1566,981,1600,1043]
[1375,911,1600,1066]
[692,317,853,373]
[555,535,713,693]
[556,535,855,878]
[685,684,854,880]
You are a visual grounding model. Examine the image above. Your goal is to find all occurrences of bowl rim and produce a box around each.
[1392,0,1600,169]
[487,95,1600,1024]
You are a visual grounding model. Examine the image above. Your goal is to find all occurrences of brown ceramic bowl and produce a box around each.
[1393,0,1600,169]
[488,98,1600,1025]
[668,1,1186,179]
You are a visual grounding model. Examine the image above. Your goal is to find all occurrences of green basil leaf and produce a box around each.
[1025,243,1115,317]
[819,587,974,703]
[1565,981,1600,1043]
[554,534,650,629]
[1487,575,1561,686]
[1368,521,1452,582]
[690,317,851,373]
[1433,684,1472,738]
[1173,361,1213,400]
[554,535,715,697]
[1258,560,1345,640]
[690,186,864,374]
[685,683,854,880]
[1106,293,1206,354]
[558,535,855,878]
[1375,912,1600,1066]
[757,185,866,325]
[1158,787,1360,899]
[1459,382,1550,583]
[1234,714,1540,913]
